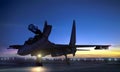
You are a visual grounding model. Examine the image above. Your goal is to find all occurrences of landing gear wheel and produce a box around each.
[36,56,43,66]
[36,62,43,66]
[66,58,70,65]
[65,55,70,65]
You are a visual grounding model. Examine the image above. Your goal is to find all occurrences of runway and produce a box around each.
[0,62,120,72]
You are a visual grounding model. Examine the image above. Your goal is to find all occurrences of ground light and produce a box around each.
[37,54,42,58]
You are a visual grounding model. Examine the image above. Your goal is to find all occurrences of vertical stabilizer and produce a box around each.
[69,20,76,56]
[43,21,52,38]
[69,20,76,45]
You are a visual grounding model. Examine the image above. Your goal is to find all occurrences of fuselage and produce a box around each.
[17,37,53,56]
[17,36,73,57]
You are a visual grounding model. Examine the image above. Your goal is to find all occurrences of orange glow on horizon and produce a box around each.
[75,50,120,58]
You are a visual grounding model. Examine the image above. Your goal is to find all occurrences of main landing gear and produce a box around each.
[36,54,43,66]
[65,55,70,65]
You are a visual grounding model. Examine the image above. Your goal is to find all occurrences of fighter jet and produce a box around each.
[8,20,110,66]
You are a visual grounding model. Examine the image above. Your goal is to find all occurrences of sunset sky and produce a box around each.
[0,0,120,58]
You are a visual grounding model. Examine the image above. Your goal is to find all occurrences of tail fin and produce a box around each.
[69,20,76,45]
[69,20,76,56]
[43,21,52,38]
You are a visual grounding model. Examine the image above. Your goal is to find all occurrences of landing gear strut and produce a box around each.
[65,55,70,65]
[36,56,43,66]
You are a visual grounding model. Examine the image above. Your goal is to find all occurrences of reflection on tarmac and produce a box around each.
[0,63,120,72]
[30,67,48,72]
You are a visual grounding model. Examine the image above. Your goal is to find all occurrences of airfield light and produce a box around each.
[37,54,42,58]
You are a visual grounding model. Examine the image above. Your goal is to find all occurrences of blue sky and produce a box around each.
[0,0,120,52]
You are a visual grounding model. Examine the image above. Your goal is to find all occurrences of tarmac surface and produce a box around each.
[0,62,120,72]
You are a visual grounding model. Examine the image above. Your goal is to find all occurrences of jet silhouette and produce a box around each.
[8,20,110,66]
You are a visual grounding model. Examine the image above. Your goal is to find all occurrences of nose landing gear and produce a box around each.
[36,54,43,66]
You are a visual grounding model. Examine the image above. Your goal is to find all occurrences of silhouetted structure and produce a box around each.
[8,20,110,66]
